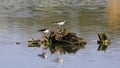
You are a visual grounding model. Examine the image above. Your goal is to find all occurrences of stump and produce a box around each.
[49,29,87,45]
[97,33,111,52]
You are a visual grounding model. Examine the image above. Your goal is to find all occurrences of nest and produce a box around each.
[49,29,87,45]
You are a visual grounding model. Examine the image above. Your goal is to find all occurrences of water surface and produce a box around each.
[0,0,120,68]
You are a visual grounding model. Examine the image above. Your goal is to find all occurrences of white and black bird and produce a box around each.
[54,20,66,32]
[38,28,50,39]
[55,20,65,26]
[38,29,50,34]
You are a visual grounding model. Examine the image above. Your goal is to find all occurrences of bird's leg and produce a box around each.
[56,25,61,32]
[54,26,58,31]
[42,33,46,39]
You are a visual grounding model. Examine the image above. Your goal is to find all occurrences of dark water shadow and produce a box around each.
[49,43,86,55]
[97,42,111,52]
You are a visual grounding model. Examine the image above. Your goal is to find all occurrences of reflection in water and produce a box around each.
[34,39,86,63]
[38,43,86,63]
[107,0,120,30]
[53,57,64,64]
[49,44,86,55]
[38,52,48,59]
[97,43,110,52]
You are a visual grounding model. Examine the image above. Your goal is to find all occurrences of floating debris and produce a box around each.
[28,38,41,47]
[97,33,111,44]
[48,28,87,54]
[97,33,111,52]
[49,28,87,45]
[16,42,21,45]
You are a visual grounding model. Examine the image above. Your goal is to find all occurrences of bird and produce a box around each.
[38,29,50,34]
[38,28,50,39]
[54,20,66,32]
[54,20,65,26]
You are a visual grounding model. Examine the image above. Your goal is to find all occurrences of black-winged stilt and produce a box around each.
[38,29,50,34]
[55,20,65,26]
[38,28,50,39]
[54,20,66,32]
[38,29,50,54]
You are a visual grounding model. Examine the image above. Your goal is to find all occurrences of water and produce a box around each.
[0,0,120,68]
